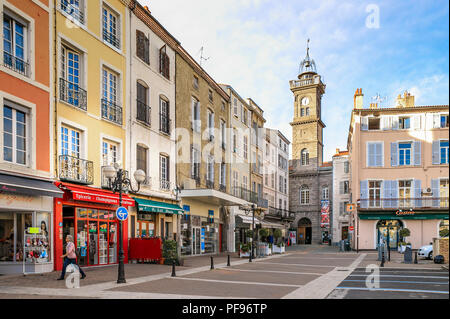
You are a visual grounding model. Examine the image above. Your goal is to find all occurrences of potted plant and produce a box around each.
[272,229,285,254]
[240,243,250,257]
[162,240,179,265]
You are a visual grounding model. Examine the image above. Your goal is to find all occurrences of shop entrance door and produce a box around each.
[192,227,201,255]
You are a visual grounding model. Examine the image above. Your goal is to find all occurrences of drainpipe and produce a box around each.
[53,0,58,180]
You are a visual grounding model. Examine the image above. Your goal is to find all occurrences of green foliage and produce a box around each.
[273,229,282,239]
[259,228,269,240]
[240,243,251,252]
[162,240,179,265]
[245,229,253,238]
[440,228,449,238]
[399,228,411,238]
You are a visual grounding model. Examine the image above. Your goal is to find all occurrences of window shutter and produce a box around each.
[413,141,421,166]
[361,117,368,130]
[360,180,368,208]
[375,143,383,167]
[367,143,375,167]
[390,142,398,167]
[433,114,440,128]
[392,116,399,130]
[413,115,421,130]
[340,202,344,215]
[431,179,439,207]
[391,180,398,207]
[136,30,143,59]
[167,157,170,183]
[414,179,422,208]
[191,146,194,177]
[191,99,195,130]
[165,54,170,79]
[340,181,344,194]
[144,37,149,64]
[382,116,391,130]
[432,141,440,164]
[383,180,391,208]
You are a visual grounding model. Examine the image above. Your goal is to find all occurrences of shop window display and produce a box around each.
[0,213,14,261]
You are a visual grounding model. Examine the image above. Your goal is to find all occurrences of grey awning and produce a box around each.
[0,173,63,198]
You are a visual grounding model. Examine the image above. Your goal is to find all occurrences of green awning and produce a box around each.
[134,198,184,215]
[359,212,449,220]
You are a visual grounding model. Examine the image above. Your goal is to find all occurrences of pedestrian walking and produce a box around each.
[57,235,86,280]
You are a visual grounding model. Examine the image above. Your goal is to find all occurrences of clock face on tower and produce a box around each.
[301,97,310,106]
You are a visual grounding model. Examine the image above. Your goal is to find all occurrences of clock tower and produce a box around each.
[290,40,326,168]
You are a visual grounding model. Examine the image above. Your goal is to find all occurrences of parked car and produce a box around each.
[417,244,433,260]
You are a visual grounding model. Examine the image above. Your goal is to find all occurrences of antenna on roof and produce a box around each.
[198,46,210,67]
[371,93,387,106]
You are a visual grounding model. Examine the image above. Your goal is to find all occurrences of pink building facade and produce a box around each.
[347,90,449,251]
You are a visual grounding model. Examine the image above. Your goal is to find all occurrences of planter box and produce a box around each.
[272,245,285,254]
[265,247,272,256]
[240,251,250,258]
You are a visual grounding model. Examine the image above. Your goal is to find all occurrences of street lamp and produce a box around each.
[104,163,146,284]
[240,204,258,262]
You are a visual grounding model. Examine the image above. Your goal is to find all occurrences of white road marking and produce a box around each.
[257,262,337,268]
[343,279,449,285]
[335,287,449,294]
[170,277,303,288]
[218,268,323,276]
[347,275,449,279]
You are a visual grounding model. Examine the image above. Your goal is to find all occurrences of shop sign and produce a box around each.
[27,227,40,234]
[72,192,134,206]
[201,228,205,253]
[395,210,415,216]
[349,226,354,231]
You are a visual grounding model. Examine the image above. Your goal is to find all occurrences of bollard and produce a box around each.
[249,244,252,263]
[414,251,418,264]
[227,254,231,267]
[171,260,176,277]
[380,251,385,267]
[210,256,214,270]
[388,245,390,262]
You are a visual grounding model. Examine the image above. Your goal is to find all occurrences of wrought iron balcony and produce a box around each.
[59,155,93,185]
[206,179,215,189]
[266,207,296,221]
[101,99,123,125]
[159,113,171,135]
[103,29,120,49]
[232,186,252,202]
[159,179,171,191]
[219,184,227,192]
[136,99,151,125]
[60,0,85,24]
[358,198,449,210]
[59,78,87,110]
[3,51,29,77]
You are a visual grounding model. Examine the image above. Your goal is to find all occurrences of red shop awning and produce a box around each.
[56,182,135,207]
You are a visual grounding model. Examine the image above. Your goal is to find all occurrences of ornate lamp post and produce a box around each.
[239,204,264,262]
[104,163,146,284]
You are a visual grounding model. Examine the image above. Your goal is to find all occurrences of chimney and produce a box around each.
[369,102,378,109]
[354,88,363,109]
[144,5,151,14]
[396,91,415,108]
[336,148,340,154]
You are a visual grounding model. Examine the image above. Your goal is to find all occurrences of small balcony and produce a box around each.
[60,1,85,24]
[206,179,215,189]
[59,78,87,111]
[219,184,226,193]
[59,155,93,185]
[159,179,171,191]
[101,99,123,125]
[159,113,171,135]
[358,198,449,210]
[103,29,120,49]
[3,51,29,77]
[266,207,296,222]
[136,99,151,125]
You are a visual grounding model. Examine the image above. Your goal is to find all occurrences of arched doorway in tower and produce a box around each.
[297,218,312,245]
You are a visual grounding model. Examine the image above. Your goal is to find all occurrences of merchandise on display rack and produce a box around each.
[23,227,50,275]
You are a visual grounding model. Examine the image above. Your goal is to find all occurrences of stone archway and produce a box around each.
[297,217,312,245]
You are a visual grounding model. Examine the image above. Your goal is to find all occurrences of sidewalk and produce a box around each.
[358,250,443,269]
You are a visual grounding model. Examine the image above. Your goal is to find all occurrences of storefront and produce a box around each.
[356,210,449,250]
[0,173,63,274]
[53,182,134,271]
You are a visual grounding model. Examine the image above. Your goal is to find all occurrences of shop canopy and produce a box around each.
[0,173,63,198]
[134,198,183,215]
[236,214,262,225]
[359,212,449,220]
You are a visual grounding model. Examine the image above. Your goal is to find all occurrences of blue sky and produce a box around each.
[141,0,449,161]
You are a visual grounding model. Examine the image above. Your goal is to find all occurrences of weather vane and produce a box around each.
[371,93,387,105]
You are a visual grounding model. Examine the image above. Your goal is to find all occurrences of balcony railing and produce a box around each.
[159,113,171,135]
[103,29,120,49]
[60,1,85,24]
[3,51,29,77]
[206,180,215,189]
[160,179,171,191]
[219,184,226,192]
[231,186,268,208]
[136,100,151,125]
[101,99,123,125]
[60,78,87,110]
[59,155,93,185]
[289,77,321,89]
[358,198,449,210]
[266,207,296,221]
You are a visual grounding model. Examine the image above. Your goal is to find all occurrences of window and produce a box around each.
[243,108,248,124]
[399,117,410,129]
[233,99,238,116]
[367,142,383,167]
[102,6,120,49]
[232,171,239,196]
[344,161,349,173]
[136,145,147,175]
[221,101,225,112]
[61,0,84,24]
[193,76,199,89]
[219,162,226,186]
[306,107,310,116]
[343,181,349,194]
[136,82,150,124]
[368,181,381,208]
[3,105,27,165]
[300,108,305,117]
[208,89,213,103]
[441,115,449,128]
[207,110,214,141]
[300,186,309,205]
[101,68,121,124]
[191,146,200,180]
[243,136,248,159]
[159,45,170,80]
[232,129,237,153]
[136,30,149,64]
[399,142,412,166]
[368,117,380,130]
[341,201,349,215]
[191,97,200,132]
[440,141,449,164]
[159,155,169,189]
[440,179,449,208]
[60,125,80,158]
[60,45,85,109]
[206,155,214,183]
[242,175,248,191]
[322,187,329,200]
[399,180,412,208]
[3,13,28,76]
[301,149,309,166]
[102,140,118,166]
[220,120,226,149]
[265,168,269,186]
[159,98,170,134]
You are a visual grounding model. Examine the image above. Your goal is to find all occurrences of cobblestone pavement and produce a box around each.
[0,245,446,299]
